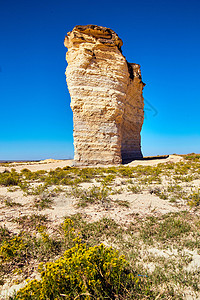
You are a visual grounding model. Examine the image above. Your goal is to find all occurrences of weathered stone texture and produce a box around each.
[64,25,144,165]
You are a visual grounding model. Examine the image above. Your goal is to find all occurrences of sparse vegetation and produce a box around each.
[33,192,54,209]
[187,189,200,207]
[71,185,110,207]
[139,213,191,244]
[128,184,142,194]
[0,154,200,299]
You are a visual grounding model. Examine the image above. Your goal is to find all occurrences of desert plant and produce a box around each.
[71,186,110,207]
[187,190,200,207]
[0,169,21,186]
[114,199,130,207]
[140,214,191,243]
[12,214,49,230]
[4,198,22,207]
[101,174,116,186]
[14,243,151,299]
[33,192,53,209]
[0,236,27,262]
[128,184,141,194]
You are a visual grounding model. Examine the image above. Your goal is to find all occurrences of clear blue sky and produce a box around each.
[1,0,200,160]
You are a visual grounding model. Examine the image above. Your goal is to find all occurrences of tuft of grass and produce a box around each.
[114,199,130,207]
[101,174,116,185]
[128,184,141,194]
[12,214,49,230]
[187,190,200,207]
[34,193,53,210]
[4,198,22,207]
[0,226,10,244]
[117,167,134,178]
[149,186,168,199]
[140,214,191,244]
[71,186,110,208]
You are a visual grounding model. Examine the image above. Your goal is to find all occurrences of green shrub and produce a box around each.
[184,153,200,162]
[149,187,168,199]
[101,174,116,185]
[4,198,22,207]
[20,169,47,181]
[187,190,200,207]
[0,170,21,186]
[128,184,141,194]
[118,167,133,178]
[0,236,27,262]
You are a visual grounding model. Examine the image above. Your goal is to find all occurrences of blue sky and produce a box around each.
[0,0,200,160]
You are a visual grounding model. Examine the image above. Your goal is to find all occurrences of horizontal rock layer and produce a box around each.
[64,25,144,165]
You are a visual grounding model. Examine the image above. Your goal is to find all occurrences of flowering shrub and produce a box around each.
[15,243,145,299]
[0,236,27,262]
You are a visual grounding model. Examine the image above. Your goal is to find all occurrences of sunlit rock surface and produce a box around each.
[64,25,144,165]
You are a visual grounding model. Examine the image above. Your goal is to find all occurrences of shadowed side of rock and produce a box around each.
[121,63,144,163]
[64,25,144,165]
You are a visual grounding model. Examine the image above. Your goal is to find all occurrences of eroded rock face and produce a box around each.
[64,25,144,165]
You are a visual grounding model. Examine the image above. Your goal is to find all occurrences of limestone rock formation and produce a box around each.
[64,25,144,165]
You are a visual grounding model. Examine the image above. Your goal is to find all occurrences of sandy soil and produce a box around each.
[0,154,186,231]
[126,154,183,166]
[0,155,183,173]
[0,159,74,173]
[0,154,199,299]
[0,154,188,233]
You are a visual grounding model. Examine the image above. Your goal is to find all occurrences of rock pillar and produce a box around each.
[64,25,144,165]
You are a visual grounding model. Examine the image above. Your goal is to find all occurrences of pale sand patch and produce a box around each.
[0,283,26,300]
[0,159,74,173]
[127,154,183,167]
[0,155,183,173]
[147,247,200,273]
[185,250,200,272]
[41,191,183,226]
[0,184,184,231]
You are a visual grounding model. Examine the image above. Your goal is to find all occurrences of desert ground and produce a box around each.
[0,154,200,299]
